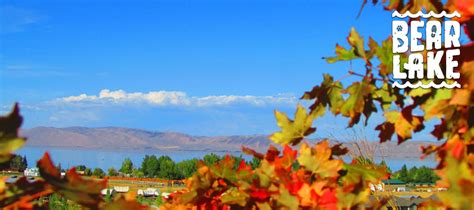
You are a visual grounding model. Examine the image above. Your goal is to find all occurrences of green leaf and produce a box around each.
[221,187,249,206]
[326,44,357,63]
[341,81,376,126]
[373,83,396,110]
[347,27,368,61]
[374,37,394,76]
[275,186,299,210]
[409,87,432,98]
[342,162,388,185]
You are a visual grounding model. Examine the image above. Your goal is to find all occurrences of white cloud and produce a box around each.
[53,89,296,107]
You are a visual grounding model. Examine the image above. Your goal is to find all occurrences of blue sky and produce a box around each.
[1,0,428,139]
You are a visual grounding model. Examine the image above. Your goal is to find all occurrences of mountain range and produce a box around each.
[20,127,439,158]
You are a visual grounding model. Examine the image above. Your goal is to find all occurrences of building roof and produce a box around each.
[410,182,435,185]
[113,186,130,193]
[382,179,405,185]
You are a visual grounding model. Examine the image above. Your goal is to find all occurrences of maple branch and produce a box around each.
[348,70,387,82]
[335,72,353,83]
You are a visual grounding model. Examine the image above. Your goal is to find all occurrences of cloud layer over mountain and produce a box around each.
[54,89,297,107]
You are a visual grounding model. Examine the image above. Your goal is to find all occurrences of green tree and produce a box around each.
[408,166,418,183]
[157,157,180,179]
[119,158,134,175]
[229,155,245,170]
[76,165,87,171]
[9,155,27,172]
[203,153,220,166]
[83,168,92,176]
[249,157,261,169]
[413,166,439,183]
[176,159,198,178]
[22,155,27,171]
[398,164,409,182]
[132,168,144,178]
[107,167,118,176]
[92,168,105,178]
[141,155,159,177]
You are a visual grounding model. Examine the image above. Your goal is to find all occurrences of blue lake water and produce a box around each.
[17,146,437,172]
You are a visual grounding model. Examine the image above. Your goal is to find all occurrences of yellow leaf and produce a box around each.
[270,104,316,146]
[297,141,343,178]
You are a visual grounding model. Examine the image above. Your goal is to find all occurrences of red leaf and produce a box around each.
[319,189,338,210]
[375,122,395,142]
[250,189,271,202]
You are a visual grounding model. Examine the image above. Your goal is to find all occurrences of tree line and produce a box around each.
[2,153,438,184]
[74,153,261,179]
[0,155,28,172]
[365,159,438,184]
[391,164,439,183]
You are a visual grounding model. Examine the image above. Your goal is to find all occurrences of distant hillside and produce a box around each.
[21,127,270,152]
[21,127,439,158]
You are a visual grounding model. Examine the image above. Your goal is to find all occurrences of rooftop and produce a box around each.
[382,179,406,185]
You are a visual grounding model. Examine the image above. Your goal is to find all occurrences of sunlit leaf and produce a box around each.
[382,105,425,144]
[270,104,316,146]
[297,141,343,179]
[302,74,344,116]
[326,44,357,63]
[341,80,376,126]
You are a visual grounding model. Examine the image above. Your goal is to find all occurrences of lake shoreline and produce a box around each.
[17,146,437,172]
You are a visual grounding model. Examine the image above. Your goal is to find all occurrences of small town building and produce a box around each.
[382,179,406,192]
[24,168,40,177]
[138,188,160,197]
[113,186,130,193]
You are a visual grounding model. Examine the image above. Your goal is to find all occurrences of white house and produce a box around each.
[24,168,40,177]
[138,188,160,197]
[113,186,130,193]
